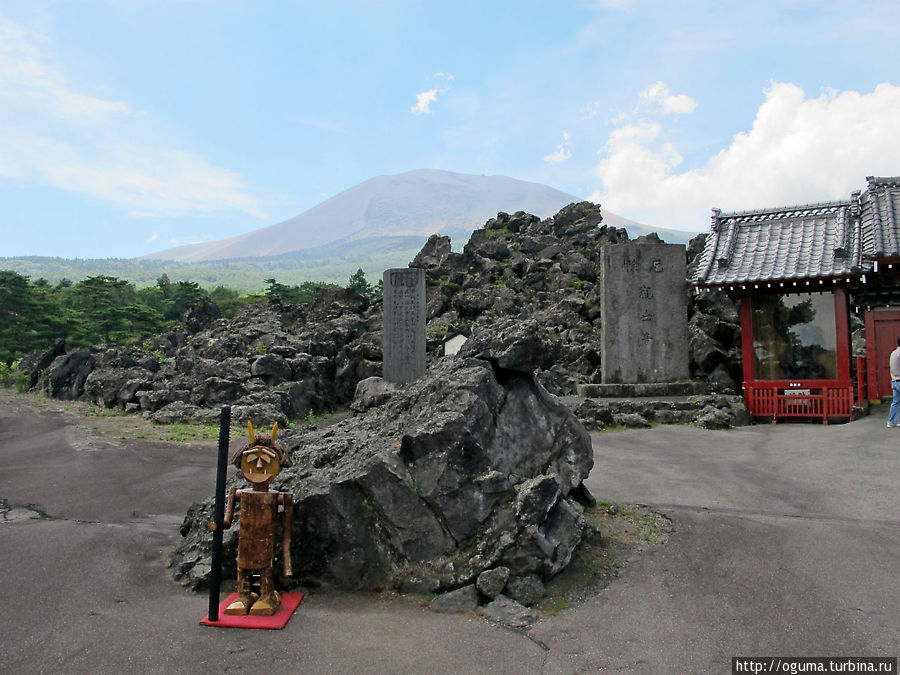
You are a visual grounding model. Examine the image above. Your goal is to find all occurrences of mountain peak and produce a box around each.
[142,169,693,263]
[143,170,582,262]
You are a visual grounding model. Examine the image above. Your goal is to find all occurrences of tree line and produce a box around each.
[0,268,379,366]
[0,235,423,289]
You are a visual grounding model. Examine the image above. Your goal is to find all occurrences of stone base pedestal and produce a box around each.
[576,381,710,398]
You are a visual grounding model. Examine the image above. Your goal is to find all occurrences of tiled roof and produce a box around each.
[859,176,900,260]
[692,200,863,287]
[692,176,900,288]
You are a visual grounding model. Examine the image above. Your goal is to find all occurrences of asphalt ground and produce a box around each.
[1,393,897,674]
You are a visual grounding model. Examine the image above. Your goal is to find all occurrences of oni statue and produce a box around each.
[223,421,294,616]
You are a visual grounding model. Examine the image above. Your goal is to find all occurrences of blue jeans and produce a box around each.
[889,380,900,426]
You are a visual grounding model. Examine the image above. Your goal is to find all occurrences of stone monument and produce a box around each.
[600,242,689,384]
[383,267,426,383]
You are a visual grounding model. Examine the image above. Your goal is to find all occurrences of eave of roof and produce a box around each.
[692,200,863,288]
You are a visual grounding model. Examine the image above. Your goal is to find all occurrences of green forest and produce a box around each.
[0,269,378,368]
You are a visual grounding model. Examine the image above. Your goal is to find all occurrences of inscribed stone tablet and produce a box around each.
[383,268,426,383]
[600,243,689,384]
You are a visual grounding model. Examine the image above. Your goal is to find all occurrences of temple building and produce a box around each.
[692,176,900,423]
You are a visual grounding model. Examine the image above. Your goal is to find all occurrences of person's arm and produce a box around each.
[281,492,294,577]
[223,486,238,528]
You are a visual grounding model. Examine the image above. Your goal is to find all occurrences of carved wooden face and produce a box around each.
[240,446,281,484]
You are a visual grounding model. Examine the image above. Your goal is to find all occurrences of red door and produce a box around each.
[866,309,900,399]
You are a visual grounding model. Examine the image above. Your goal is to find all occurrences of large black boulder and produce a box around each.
[37,348,95,400]
[172,352,594,593]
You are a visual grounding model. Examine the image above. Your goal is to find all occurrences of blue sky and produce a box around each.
[1,0,899,259]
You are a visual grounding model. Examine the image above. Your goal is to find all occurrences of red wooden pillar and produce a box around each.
[866,309,877,400]
[739,294,757,415]
[834,287,851,382]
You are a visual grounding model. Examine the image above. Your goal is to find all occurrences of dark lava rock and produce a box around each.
[15,202,746,426]
[505,574,546,607]
[430,584,479,614]
[173,346,594,593]
[482,595,537,628]
[476,566,510,600]
[37,348,95,400]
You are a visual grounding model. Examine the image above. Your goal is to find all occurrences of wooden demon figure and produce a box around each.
[223,421,294,616]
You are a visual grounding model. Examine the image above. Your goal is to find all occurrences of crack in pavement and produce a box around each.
[0,497,183,533]
[0,497,51,522]
[646,502,900,528]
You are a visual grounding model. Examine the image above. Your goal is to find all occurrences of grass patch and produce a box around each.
[0,389,243,445]
[533,503,672,619]
[484,227,512,240]
[304,409,333,426]
[597,423,628,432]
[426,325,449,340]
[153,421,222,443]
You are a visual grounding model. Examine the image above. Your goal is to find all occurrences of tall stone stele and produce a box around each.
[600,242,690,384]
[382,267,426,383]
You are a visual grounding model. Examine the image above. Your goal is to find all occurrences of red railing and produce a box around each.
[744,383,854,424]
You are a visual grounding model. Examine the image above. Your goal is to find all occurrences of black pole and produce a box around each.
[208,404,231,621]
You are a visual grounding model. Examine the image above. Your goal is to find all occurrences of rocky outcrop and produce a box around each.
[15,290,374,426]
[412,203,741,397]
[36,348,95,400]
[15,337,66,391]
[14,201,745,426]
[172,342,595,594]
[688,288,742,392]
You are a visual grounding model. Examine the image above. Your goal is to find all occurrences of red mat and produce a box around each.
[200,592,304,630]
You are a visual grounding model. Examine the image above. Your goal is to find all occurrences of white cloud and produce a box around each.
[585,82,694,145]
[145,232,159,243]
[591,82,900,231]
[0,13,264,219]
[639,81,698,115]
[410,72,454,115]
[544,131,573,164]
[411,88,440,115]
[581,100,608,120]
